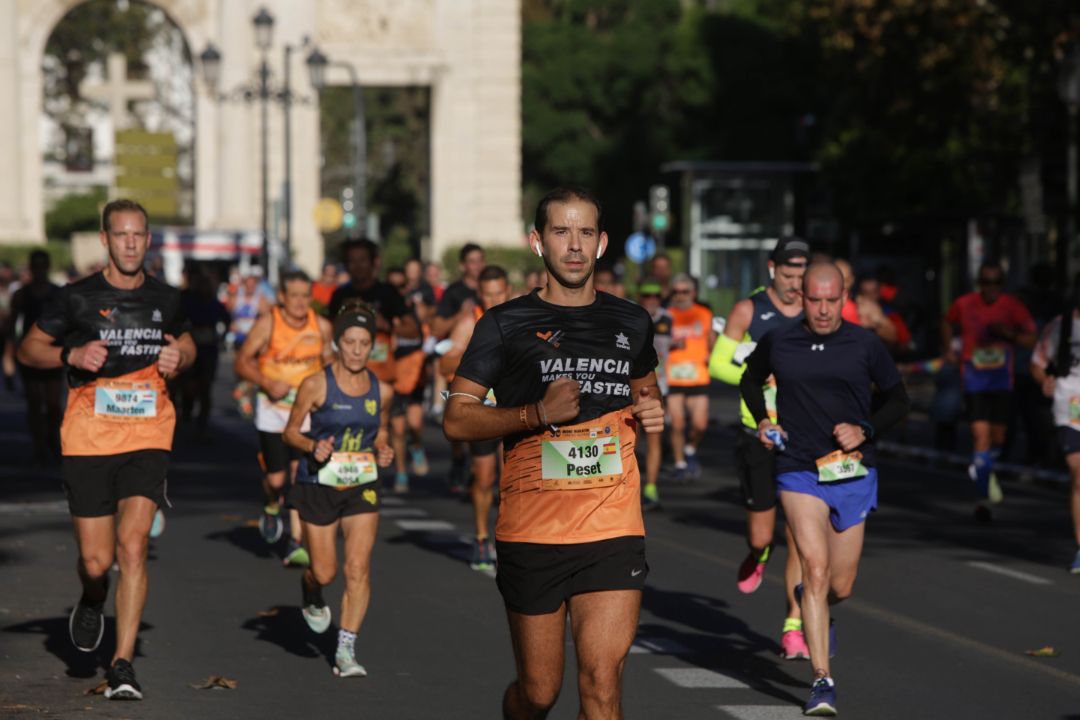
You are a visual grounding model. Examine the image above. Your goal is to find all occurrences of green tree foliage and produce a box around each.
[522,0,1075,237]
[45,189,107,242]
[786,0,1073,223]
[319,86,430,257]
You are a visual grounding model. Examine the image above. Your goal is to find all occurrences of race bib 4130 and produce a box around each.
[540,425,622,490]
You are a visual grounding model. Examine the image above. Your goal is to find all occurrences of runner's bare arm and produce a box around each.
[392,311,421,340]
[283,371,327,455]
[234,314,288,399]
[375,380,395,467]
[443,375,579,442]
[629,373,664,433]
[15,324,63,368]
[316,316,335,365]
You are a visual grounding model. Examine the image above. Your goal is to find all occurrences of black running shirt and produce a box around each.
[36,272,189,389]
[455,290,658,449]
[742,320,902,474]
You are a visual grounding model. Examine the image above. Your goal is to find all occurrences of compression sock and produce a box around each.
[337,628,357,653]
[970,450,993,499]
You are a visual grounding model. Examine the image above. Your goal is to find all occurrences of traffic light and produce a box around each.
[648,184,670,237]
[341,186,357,230]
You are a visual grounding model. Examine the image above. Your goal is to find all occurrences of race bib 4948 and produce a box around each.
[540,425,622,490]
[317,451,378,488]
[94,382,158,419]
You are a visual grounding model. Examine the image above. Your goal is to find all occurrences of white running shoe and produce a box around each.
[333,646,368,678]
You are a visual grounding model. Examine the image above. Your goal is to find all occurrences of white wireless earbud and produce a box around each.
[768,266,775,280]
[534,245,543,258]
[596,247,602,259]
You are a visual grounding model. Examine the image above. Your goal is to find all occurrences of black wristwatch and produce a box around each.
[59,346,71,366]
[857,420,875,441]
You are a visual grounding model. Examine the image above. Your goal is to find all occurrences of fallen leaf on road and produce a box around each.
[1025,646,1060,657]
[256,607,279,618]
[243,519,260,528]
[219,514,243,522]
[84,680,108,695]
[190,676,238,690]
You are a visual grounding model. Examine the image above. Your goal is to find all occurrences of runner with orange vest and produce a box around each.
[444,187,664,718]
[236,270,333,565]
[17,199,197,700]
[665,273,716,482]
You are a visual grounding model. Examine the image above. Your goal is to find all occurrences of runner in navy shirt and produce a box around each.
[740,263,909,717]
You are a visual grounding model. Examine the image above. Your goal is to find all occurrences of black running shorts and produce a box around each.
[62,449,169,518]
[495,535,648,615]
[258,431,303,474]
[965,391,1011,424]
[1059,426,1080,457]
[469,438,500,457]
[289,482,380,526]
[735,429,778,511]
[667,384,710,397]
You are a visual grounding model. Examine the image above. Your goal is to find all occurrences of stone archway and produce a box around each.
[2,0,522,275]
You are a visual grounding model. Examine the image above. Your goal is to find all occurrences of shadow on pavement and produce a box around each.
[2,615,150,678]
[204,524,281,561]
[640,585,804,705]
[241,605,335,665]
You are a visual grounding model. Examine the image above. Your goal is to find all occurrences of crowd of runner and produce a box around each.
[4,191,1080,716]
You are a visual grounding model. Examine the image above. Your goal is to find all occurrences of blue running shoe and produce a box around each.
[1071,548,1080,575]
[685,453,700,479]
[804,677,836,716]
[259,506,283,544]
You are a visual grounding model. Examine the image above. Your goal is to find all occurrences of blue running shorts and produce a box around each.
[777,468,878,532]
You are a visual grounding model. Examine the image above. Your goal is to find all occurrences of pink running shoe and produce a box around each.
[736,546,771,594]
[781,629,810,660]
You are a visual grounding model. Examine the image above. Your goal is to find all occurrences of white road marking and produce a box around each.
[654,668,748,689]
[630,637,691,655]
[967,561,1053,586]
[380,496,405,506]
[719,705,803,719]
[395,519,455,532]
[0,500,69,515]
[379,507,428,518]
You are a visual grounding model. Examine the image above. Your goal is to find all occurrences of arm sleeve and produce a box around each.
[34,285,70,339]
[453,312,504,389]
[708,334,745,385]
[739,334,772,425]
[631,316,658,379]
[869,381,910,436]
[867,335,909,434]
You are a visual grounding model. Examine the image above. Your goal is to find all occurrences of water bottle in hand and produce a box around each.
[765,427,786,452]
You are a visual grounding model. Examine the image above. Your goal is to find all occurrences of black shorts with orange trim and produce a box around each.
[62,449,169,518]
[495,535,647,615]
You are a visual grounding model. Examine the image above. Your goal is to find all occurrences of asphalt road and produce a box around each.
[2,366,1079,719]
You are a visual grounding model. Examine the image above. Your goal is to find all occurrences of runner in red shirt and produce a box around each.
[942,261,1036,521]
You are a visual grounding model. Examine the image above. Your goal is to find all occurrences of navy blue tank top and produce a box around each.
[295,366,381,485]
[747,289,803,342]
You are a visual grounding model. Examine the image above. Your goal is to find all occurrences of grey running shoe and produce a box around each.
[333,646,368,678]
